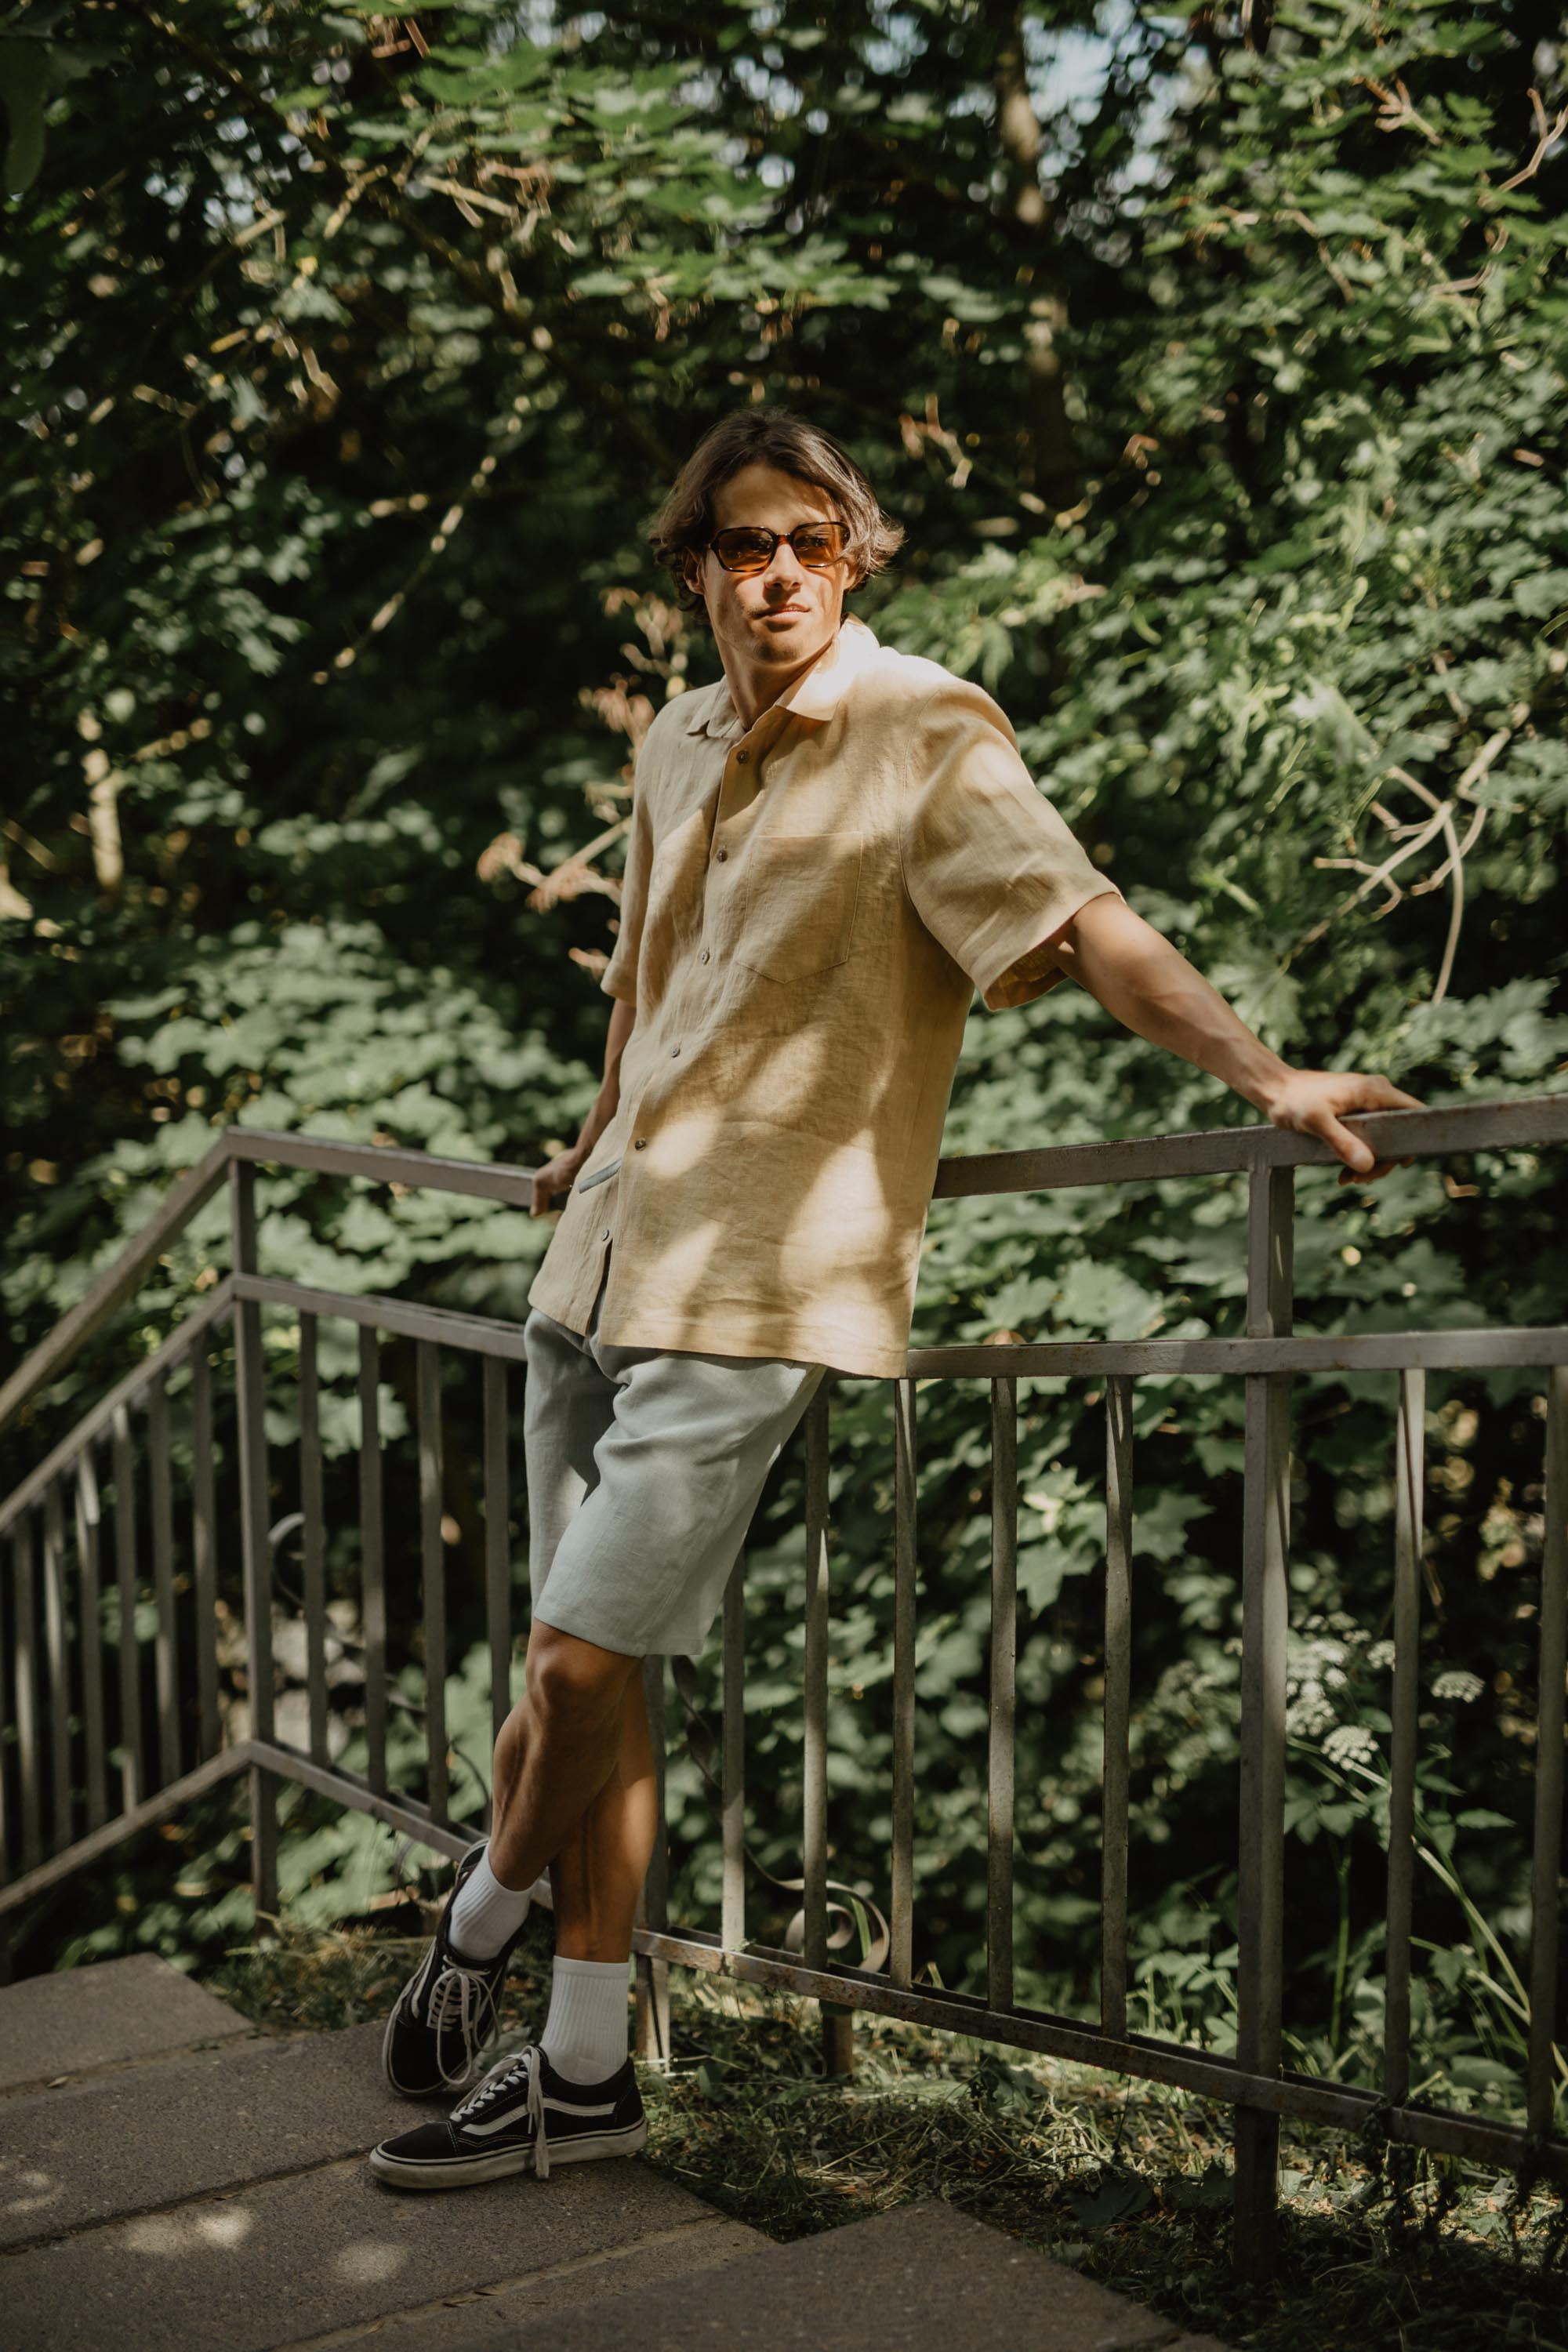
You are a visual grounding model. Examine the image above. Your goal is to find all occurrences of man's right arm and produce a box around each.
[528,995,637,1218]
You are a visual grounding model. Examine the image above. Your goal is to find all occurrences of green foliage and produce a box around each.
[3,0,1566,2180]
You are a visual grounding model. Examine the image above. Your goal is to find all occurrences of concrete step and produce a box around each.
[486,2198,1231,2352]
[0,2020,408,2250]
[0,1954,255,2096]
[0,2140,757,2352]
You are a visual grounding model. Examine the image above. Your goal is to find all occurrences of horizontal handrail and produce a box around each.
[4,1088,1563,1441]
[907,1323,1568,1380]
[0,1283,236,1540]
[0,1138,233,1436]
[932,1089,1568,1196]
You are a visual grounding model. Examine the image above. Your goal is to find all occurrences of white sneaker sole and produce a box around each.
[368,2118,648,2190]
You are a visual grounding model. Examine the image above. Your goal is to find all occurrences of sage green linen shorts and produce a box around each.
[521,1250,829,1659]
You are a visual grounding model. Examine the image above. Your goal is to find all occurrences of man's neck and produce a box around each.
[720,619,844,731]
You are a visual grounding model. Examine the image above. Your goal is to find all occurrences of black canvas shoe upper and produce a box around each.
[380,1843,524,2099]
[373,2044,644,2185]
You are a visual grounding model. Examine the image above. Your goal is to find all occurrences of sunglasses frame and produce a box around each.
[702,519,851,575]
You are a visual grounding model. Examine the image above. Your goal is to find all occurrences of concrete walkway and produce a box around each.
[0,1955,1229,2350]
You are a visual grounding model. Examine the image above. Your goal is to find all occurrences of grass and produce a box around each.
[203,1911,1568,2352]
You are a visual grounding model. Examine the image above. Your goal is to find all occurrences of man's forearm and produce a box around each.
[1049,897,1292,1114]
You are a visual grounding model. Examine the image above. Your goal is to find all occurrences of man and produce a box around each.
[368,408,1418,2191]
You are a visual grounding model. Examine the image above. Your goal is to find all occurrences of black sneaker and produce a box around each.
[380,1842,525,2100]
[368,2043,645,2189]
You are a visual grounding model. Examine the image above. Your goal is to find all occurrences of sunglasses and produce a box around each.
[704,521,849,575]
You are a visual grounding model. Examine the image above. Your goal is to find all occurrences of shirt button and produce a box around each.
[671,1044,681,1057]
[735,749,749,764]
[700,949,710,964]
[601,1227,611,1241]
[716,846,728,862]
[633,1137,647,1149]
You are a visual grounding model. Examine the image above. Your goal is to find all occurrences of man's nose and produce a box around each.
[762,542,806,591]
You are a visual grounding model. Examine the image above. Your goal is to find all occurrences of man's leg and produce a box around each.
[484,1621,653,1937]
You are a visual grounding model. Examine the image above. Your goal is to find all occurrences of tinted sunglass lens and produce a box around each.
[794,525,844,564]
[717,530,775,570]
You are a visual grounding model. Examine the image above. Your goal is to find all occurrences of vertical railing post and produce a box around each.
[230,1160,278,1924]
[190,1347,221,1761]
[358,1326,388,1797]
[634,1653,670,2063]
[74,1448,108,1833]
[987,1375,1018,2016]
[721,1549,746,1957]
[483,1357,513,1784]
[1233,1156,1294,2279]
[1102,1374,1134,2040]
[111,1403,143,1815]
[1528,1365,1568,2140]
[299,1313,328,1769]
[43,1480,71,1853]
[417,1340,448,1824]
[1385,1369,1425,2107]
[890,1374,918,1990]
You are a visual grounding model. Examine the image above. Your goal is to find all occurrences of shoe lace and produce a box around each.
[451,2044,551,2180]
[425,1960,504,2091]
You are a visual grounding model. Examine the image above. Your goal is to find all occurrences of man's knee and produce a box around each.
[525,1622,640,1728]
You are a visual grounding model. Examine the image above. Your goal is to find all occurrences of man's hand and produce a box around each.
[1259,1069,1425,1184]
[530,1143,590,1218]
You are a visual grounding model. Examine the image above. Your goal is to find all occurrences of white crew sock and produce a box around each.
[539,1955,631,2084]
[447,1844,532,1961]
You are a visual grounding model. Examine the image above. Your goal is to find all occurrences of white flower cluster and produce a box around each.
[1431,1668,1485,1704]
[1323,1722,1380,1769]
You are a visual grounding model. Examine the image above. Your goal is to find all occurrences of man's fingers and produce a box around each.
[1312,1109,1377,1175]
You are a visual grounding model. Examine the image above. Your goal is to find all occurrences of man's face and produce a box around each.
[688,463,852,679]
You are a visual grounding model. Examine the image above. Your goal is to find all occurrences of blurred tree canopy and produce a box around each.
[3,0,1566,2107]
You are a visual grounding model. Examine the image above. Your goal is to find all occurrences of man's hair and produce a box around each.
[648,406,905,614]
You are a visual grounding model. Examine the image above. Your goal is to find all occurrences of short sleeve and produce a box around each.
[599,754,654,1006]
[901,677,1123,1011]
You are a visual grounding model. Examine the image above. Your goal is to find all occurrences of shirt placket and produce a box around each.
[593,712,781,1301]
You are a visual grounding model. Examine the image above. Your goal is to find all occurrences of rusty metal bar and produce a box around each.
[1385,1369,1425,2107]
[722,1549,746,1955]
[13,1516,42,1871]
[111,1403,142,1814]
[230,1160,277,1919]
[803,1381,830,1974]
[987,1376,1017,2013]
[74,1447,108,1833]
[1529,1365,1568,2139]
[1234,1161,1294,2281]
[43,1479,71,1851]
[358,1324,387,1798]
[189,1346,220,1760]
[417,1338,448,1824]
[484,1356,512,1762]
[148,1371,180,1787]
[891,1374,918,1990]
[299,1312,328,1769]
[1102,1374,1134,2039]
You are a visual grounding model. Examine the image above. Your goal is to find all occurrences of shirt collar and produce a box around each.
[682,613,880,740]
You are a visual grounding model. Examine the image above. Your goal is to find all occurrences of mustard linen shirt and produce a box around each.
[525,614,1123,1379]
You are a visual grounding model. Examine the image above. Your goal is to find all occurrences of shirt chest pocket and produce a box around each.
[735,831,864,986]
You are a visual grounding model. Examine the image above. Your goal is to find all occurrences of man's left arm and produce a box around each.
[1045,893,1422,1182]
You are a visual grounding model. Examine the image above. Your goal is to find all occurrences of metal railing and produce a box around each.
[1,1100,1564,2280]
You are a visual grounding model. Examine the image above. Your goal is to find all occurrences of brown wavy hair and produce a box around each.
[648,407,905,615]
